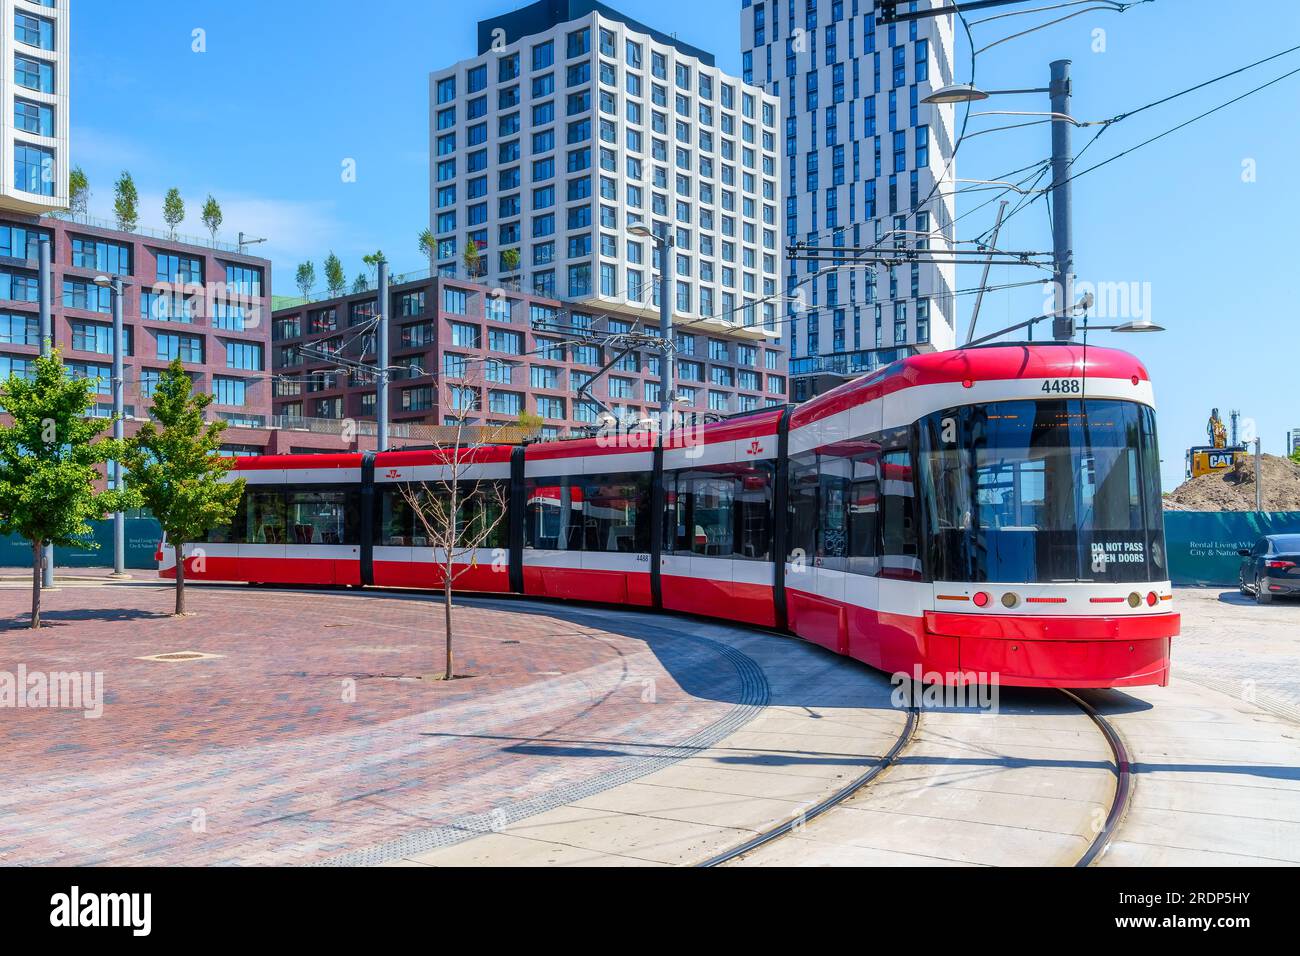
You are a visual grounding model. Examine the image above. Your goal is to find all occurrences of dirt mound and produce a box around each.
[1164,454,1300,512]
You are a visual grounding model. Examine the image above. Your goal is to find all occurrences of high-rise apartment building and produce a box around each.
[741,0,957,399]
[1,0,68,213]
[429,0,785,350]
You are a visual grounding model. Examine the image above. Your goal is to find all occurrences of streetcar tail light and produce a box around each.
[962,379,974,389]
[1026,596,1067,604]
[1090,596,1125,604]
[972,591,990,607]
[1146,591,1158,607]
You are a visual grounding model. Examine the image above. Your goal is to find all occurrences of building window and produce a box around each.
[14,99,53,137]
[71,237,132,275]
[0,312,38,346]
[14,13,55,50]
[61,277,110,313]
[71,321,130,356]
[225,341,263,370]
[224,263,263,297]
[156,253,203,285]
[157,333,204,364]
[13,55,53,93]
[442,287,468,314]
[213,376,248,406]
[14,143,54,196]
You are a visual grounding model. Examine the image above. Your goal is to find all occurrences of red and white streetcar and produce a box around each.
[160,343,1178,688]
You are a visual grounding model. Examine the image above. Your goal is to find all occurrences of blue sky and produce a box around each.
[71,0,1300,488]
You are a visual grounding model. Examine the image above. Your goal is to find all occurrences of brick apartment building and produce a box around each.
[270,272,789,446]
[0,213,276,453]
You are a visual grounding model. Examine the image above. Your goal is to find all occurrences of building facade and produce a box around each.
[428,0,786,350]
[741,0,958,400]
[0,215,274,452]
[270,273,789,445]
[1,0,69,213]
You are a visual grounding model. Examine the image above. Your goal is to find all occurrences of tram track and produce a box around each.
[702,687,1133,868]
[697,704,921,867]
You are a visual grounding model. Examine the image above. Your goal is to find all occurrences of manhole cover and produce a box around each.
[137,651,225,663]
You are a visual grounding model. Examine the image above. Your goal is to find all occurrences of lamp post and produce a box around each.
[93,274,129,578]
[629,223,675,433]
[376,256,389,452]
[37,236,54,587]
[924,59,1079,341]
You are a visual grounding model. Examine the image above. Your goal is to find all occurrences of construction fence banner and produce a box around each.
[1164,511,1300,587]
[0,516,162,571]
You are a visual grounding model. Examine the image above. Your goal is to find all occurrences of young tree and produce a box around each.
[201,194,223,244]
[122,359,245,616]
[362,250,385,282]
[324,252,346,296]
[113,171,139,232]
[162,188,185,239]
[68,166,90,220]
[352,272,369,293]
[295,261,316,300]
[400,374,508,680]
[462,240,482,279]
[501,248,521,289]
[418,228,436,270]
[0,352,132,628]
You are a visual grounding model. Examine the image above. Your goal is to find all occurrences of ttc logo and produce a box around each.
[745,440,764,456]
[385,469,401,479]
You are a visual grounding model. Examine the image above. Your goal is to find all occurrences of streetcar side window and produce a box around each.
[787,442,888,576]
[286,488,359,545]
[664,461,773,561]
[244,490,287,544]
[378,482,508,550]
[525,472,651,553]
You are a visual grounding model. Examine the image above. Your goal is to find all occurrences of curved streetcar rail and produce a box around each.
[697,705,920,868]
[1060,688,1133,867]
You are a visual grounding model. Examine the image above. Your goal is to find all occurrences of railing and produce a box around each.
[47,211,245,254]
[269,414,534,446]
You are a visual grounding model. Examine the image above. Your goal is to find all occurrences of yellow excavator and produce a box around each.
[1187,408,1245,478]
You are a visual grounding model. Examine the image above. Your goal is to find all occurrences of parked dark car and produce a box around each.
[1238,534,1300,603]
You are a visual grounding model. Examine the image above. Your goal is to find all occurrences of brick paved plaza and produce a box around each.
[0,582,761,865]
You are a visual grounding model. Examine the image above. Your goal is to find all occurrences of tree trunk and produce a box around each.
[30,539,41,629]
[174,542,186,616]
[443,574,454,680]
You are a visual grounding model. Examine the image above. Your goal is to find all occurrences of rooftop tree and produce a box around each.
[324,252,346,297]
[0,352,133,628]
[122,358,244,617]
[163,187,185,239]
[418,229,436,270]
[68,167,90,220]
[295,261,316,301]
[201,194,223,244]
[113,171,139,232]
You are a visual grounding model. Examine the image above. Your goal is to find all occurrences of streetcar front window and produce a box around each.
[918,400,1166,583]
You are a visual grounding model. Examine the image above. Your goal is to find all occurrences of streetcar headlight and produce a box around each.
[1127,592,1142,608]
[1001,592,1020,609]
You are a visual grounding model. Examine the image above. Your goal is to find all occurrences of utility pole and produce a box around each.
[1050,59,1075,341]
[37,236,53,588]
[94,275,129,577]
[376,258,390,452]
[1255,437,1263,513]
[658,236,676,433]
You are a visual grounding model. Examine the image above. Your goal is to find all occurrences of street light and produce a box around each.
[629,221,675,434]
[93,274,129,578]
[924,61,1078,340]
